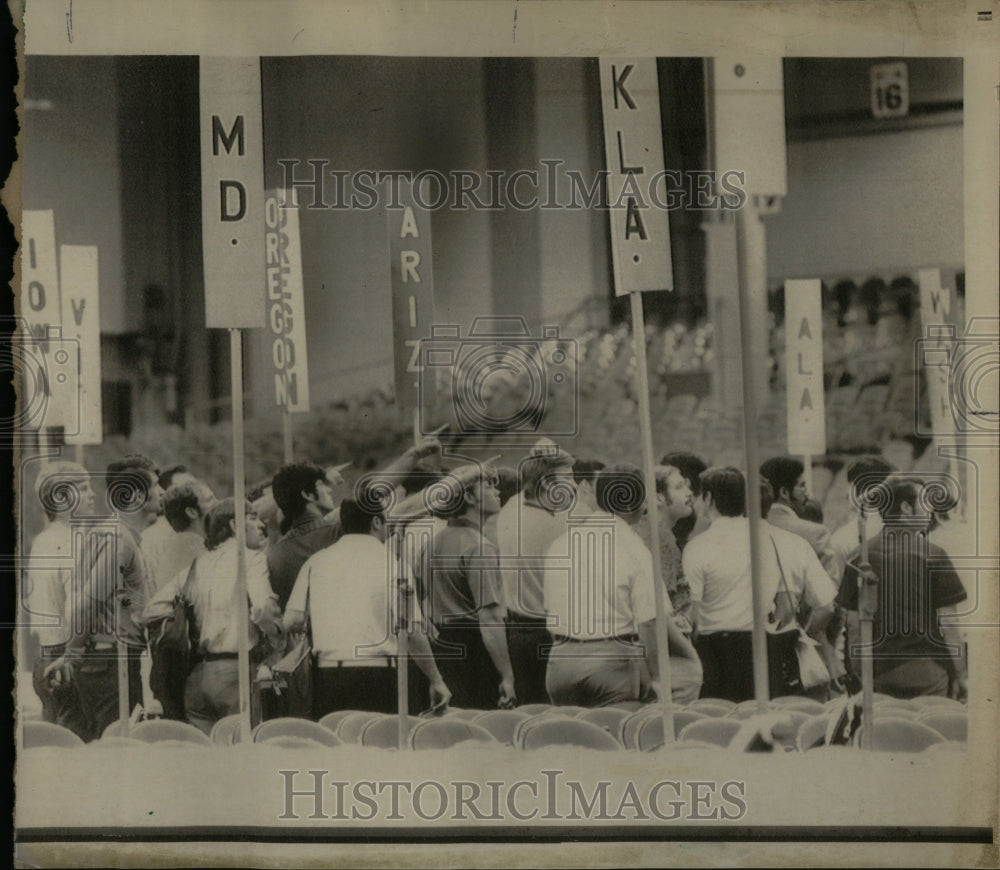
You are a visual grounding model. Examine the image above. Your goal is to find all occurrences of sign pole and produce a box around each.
[394,529,411,750]
[282,404,294,464]
[629,292,675,743]
[231,328,253,742]
[735,203,771,709]
[117,641,131,736]
[803,455,813,501]
[857,510,876,749]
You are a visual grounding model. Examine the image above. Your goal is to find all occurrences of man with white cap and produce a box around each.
[25,460,95,739]
[415,461,516,710]
[494,440,576,704]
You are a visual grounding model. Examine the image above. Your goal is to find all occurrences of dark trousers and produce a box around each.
[74,647,143,741]
[32,648,91,742]
[694,631,755,703]
[432,624,500,710]
[505,618,553,705]
[312,666,398,719]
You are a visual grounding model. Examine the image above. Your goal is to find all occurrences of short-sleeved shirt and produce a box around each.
[415,516,504,628]
[266,511,342,609]
[682,516,837,635]
[543,512,661,641]
[767,503,839,581]
[69,522,151,651]
[837,531,966,676]
[24,522,73,648]
[286,533,426,667]
[494,496,570,619]
[143,519,205,593]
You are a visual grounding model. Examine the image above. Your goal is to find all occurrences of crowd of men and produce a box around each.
[23,435,968,742]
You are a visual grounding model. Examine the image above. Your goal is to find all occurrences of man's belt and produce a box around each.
[553,634,640,644]
[196,652,240,664]
[319,657,397,669]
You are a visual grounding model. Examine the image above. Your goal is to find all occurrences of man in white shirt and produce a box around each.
[760,456,839,581]
[284,497,451,718]
[141,466,197,581]
[143,499,283,734]
[144,479,217,592]
[25,460,95,740]
[828,456,893,578]
[683,467,837,702]
[544,466,700,707]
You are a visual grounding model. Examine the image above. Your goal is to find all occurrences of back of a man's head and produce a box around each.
[339,498,380,535]
[106,454,158,509]
[759,481,775,518]
[847,455,894,504]
[520,447,573,501]
[272,461,326,519]
[572,458,606,486]
[660,452,709,495]
[204,498,251,551]
[880,476,922,520]
[760,456,803,500]
[163,482,204,533]
[595,463,645,518]
[700,466,746,518]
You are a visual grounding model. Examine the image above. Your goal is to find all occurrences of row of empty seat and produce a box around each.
[23,694,967,753]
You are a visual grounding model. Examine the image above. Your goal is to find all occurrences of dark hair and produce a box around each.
[339,498,382,535]
[833,279,856,327]
[495,466,520,508]
[595,464,645,516]
[859,277,886,326]
[247,478,272,503]
[760,457,804,501]
[204,499,254,551]
[846,455,894,502]
[163,482,204,532]
[880,477,921,520]
[106,455,158,512]
[660,452,709,496]
[572,458,606,486]
[272,462,327,519]
[520,452,572,501]
[699,466,746,518]
[759,481,774,518]
[159,464,189,490]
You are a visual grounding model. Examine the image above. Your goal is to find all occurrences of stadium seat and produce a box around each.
[729,700,772,720]
[474,709,532,746]
[771,696,826,716]
[677,717,742,748]
[916,711,968,743]
[101,719,132,740]
[22,721,85,749]
[687,698,736,716]
[921,741,965,754]
[910,696,966,712]
[796,714,831,752]
[129,719,213,746]
[253,717,343,747]
[633,710,707,752]
[408,718,499,750]
[873,700,919,719]
[442,708,482,721]
[318,710,362,734]
[667,740,723,751]
[548,705,591,718]
[619,708,660,749]
[854,717,946,752]
[262,736,333,750]
[576,707,630,737]
[360,715,420,749]
[607,700,647,713]
[517,704,553,716]
[210,714,242,746]
[336,711,386,744]
[517,717,622,751]
[87,736,144,749]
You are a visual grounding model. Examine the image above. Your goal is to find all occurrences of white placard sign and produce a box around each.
[20,210,80,435]
[199,56,266,329]
[598,57,673,295]
[918,267,954,439]
[59,246,103,445]
[785,279,827,456]
[714,57,787,197]
[265,190,310,412]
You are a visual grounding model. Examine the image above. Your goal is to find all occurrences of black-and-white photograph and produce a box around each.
[9,2,999,867]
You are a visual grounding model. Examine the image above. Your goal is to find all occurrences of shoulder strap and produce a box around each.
[769,534,797,629]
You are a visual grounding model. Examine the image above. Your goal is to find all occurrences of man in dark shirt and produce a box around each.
[838,476,968,700]
[415,463,515,710]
